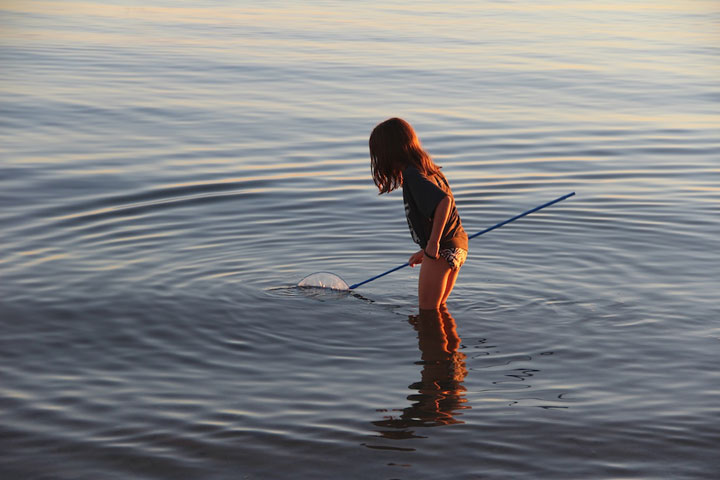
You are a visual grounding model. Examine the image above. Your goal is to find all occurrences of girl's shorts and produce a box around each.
[439,247,467,270]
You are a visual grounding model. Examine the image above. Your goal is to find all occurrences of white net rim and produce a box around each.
[297,272,350,291]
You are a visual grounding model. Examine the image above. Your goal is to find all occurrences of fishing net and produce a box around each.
[295,193,575,292]
[297,272,350,291]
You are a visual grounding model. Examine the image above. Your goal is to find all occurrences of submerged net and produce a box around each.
[297,272,350,291]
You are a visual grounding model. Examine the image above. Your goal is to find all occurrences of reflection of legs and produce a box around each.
[439,304,460,352]
[418,255,453,310]
[417,308,447,356]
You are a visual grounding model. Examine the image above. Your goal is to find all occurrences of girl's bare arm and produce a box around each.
[425,196,451,258]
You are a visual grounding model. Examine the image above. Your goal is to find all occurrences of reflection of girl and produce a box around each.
[369,118,468,309]
[372,307,468,436]
[411,306,468,424]
[415,306,468,387]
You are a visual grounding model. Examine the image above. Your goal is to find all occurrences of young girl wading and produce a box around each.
[369,118,468,310]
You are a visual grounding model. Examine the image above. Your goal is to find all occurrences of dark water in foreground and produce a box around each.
[2,1,719,478]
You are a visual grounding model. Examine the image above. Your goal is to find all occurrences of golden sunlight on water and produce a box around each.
[1,1,719,479]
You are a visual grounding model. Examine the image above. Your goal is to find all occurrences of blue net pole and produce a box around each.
[468,191,575,240]
[348,192,575,290]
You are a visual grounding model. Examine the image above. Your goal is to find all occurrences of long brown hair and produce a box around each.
[369,118,443,194]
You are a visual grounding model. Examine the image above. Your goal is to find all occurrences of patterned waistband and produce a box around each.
[439,247,467,270]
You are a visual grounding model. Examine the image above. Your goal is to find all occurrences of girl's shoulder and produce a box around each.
[404,166,451,193]
[402,165,422,183]
[405,165,447,184]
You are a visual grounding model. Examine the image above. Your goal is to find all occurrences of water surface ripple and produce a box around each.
[1,1,719,479]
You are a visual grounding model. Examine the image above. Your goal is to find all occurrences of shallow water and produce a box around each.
[1,1,719,478]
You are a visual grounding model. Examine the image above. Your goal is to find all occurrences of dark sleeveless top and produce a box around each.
[402,166,468,251]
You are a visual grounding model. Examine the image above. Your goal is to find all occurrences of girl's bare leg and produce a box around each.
[439,268,460,306]
[418,254,453,310]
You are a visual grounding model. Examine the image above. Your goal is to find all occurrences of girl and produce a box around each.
[369,118,468,310]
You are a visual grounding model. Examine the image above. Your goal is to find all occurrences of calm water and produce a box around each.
[2,1,719,478]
